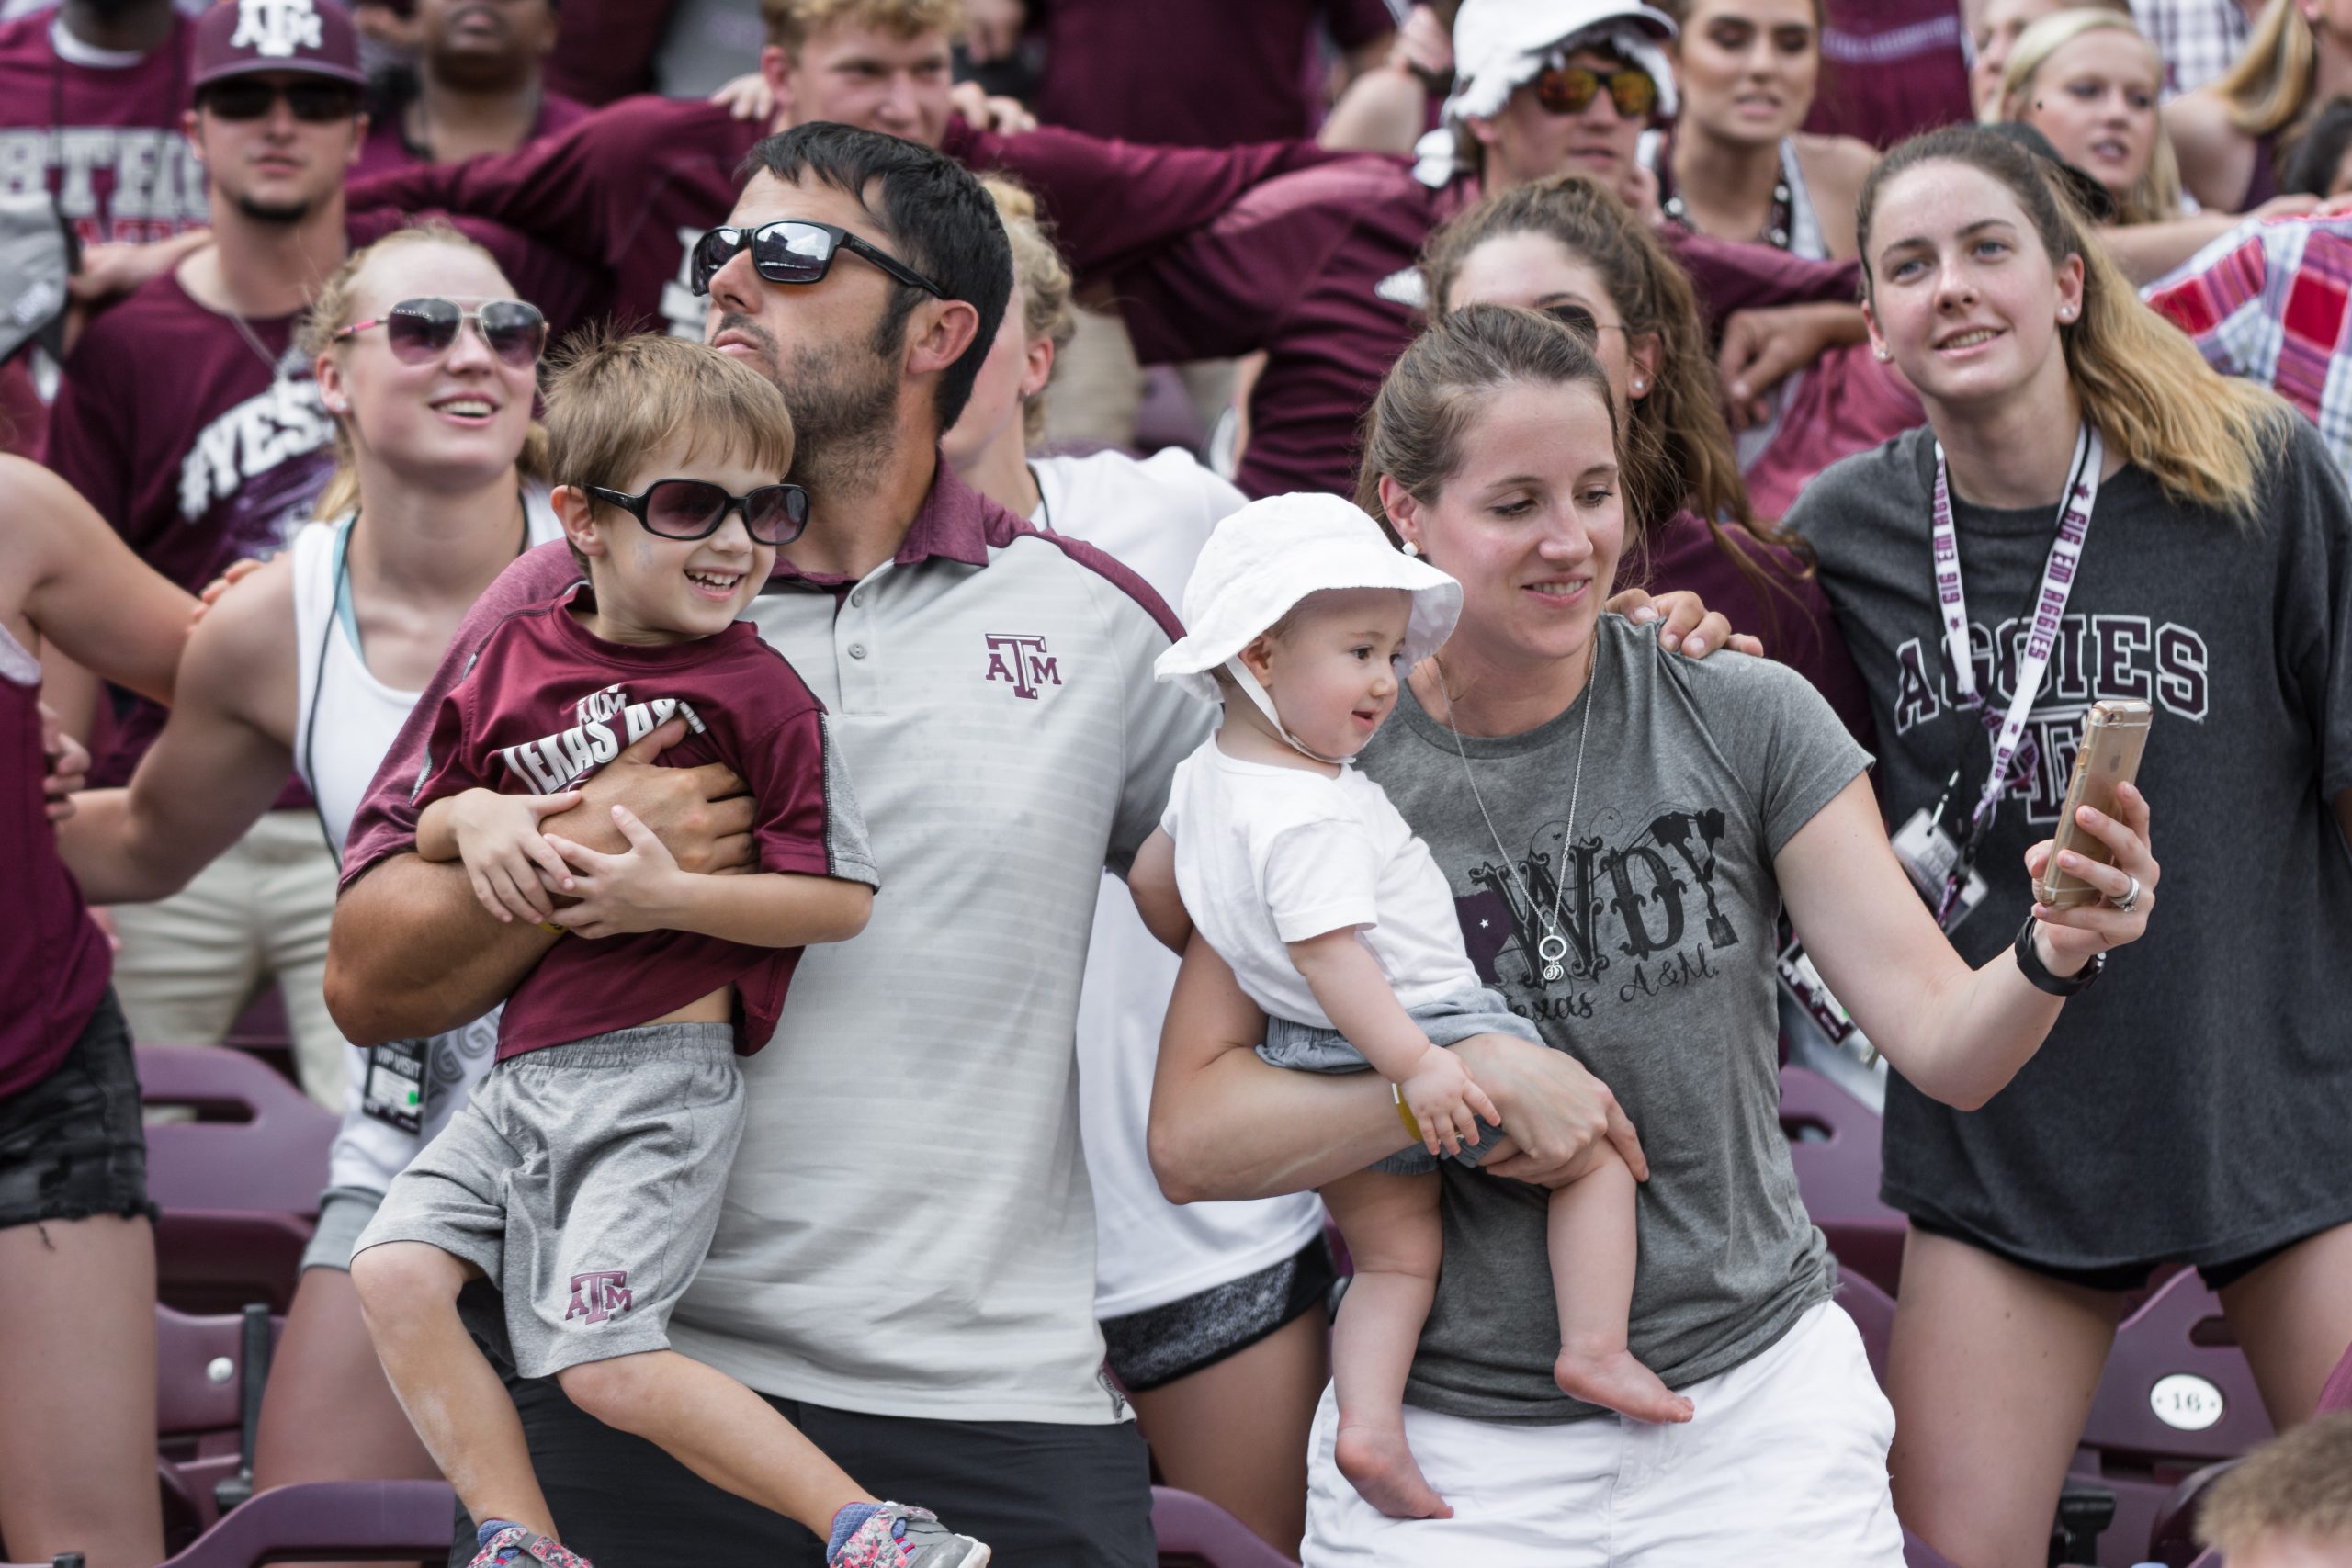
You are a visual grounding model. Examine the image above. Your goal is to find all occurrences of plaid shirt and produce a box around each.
[2146,214,2352,478]
[2131,0,2254,97]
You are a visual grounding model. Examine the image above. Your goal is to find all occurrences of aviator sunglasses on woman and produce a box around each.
[584,478,812,546]
[688,219,948,299]
[331,298,548,368]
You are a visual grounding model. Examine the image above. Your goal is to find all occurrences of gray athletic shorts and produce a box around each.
[1259,985,1542,1177]
[352,1022,743,1380]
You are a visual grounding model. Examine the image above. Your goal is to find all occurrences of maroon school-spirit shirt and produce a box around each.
[43,208,594,789]
[541,0,675,106]
[345,99,1348,340]
[0,627,110,1100]
[407,583,878,1060]
[1804,0,1972,149]
[0,6,206,248]
[1742,343,1926,524]
[349,86,594,182]
[1112,156,1864,500]
[1031,0,1393,146]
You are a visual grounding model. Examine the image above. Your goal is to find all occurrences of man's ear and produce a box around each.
[904,297,982,383]
[552,485,605,558]
[761,44,797,126]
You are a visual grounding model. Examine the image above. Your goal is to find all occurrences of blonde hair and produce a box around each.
[2198,1412,2352,1556]
[301,220,549,521]
[1858,125,2290,519]
[1991,9,2183,222]
[545,330,796,502]
[761,0,964,52]
[981,176,1076,445]
[1356,303,1627,551]
[2212,0,2317,138]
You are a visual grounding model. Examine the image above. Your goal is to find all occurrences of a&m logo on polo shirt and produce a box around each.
[984,633,1063,700]
[231,0,326,56]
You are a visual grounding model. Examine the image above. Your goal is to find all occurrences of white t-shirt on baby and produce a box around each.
[1162,737,1480,1029]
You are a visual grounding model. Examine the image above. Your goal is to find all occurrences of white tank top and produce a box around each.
[288,490,563,1197]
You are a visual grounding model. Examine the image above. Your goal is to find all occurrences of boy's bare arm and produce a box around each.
[1129,828,1193,953]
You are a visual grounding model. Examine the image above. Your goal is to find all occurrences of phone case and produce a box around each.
[2032,700,2154,908]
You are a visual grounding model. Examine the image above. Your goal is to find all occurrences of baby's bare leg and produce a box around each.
[1321,1167,1452,1520]
[1547,1141,1693,1423]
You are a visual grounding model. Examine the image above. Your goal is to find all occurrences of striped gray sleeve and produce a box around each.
[816,711,881,888]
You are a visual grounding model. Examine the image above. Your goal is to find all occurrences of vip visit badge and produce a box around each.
[360,1039,427,1134]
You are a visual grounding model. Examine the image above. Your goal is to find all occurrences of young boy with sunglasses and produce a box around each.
[346,332,991,1568]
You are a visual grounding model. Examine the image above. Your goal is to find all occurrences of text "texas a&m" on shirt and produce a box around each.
[494,683,709,794]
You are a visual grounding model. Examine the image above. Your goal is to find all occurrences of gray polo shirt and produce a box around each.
[343,461,1208,1423]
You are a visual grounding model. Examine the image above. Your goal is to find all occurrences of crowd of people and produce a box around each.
[4,0,2350,1566]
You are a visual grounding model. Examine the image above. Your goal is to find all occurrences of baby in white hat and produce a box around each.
[1134,493,1690,1522]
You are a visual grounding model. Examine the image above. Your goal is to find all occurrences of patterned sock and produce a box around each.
[826,1502,888,1563]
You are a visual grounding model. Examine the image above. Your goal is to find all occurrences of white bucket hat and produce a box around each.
[1157,493,1462,759]
[1415,0,1679,185]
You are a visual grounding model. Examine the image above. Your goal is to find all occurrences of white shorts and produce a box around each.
[1304,1301,1903,1567]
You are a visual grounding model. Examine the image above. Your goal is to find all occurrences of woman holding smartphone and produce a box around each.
[1786,124,2352,1567]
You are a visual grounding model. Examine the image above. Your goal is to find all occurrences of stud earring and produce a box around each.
[1872,345,1891,362]
[1400,540,1421,558]
[1631,376,1646,394]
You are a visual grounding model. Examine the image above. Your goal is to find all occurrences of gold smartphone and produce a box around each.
[2031,699,2154,908]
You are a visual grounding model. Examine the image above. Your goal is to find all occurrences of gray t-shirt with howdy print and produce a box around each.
[1358,615,1871,1422]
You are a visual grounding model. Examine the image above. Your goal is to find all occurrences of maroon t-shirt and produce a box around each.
[408,583,876,1060]
[345,98,1348,340]
[1032,0,1393,146]
[1804,0,1972,149]
[349,86,594,182]
[1628,510,1875,750]
[43,207,596,789]
[1112,159,1864,499]
[1741,343,1924,524]
[542,0,677,106]
[1,637,110,1100]
[0,6,206,248]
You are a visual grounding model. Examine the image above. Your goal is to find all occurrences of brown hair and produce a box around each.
[1356,302,1624,545]
[2197,1411,2352,1556]
[761,0,964,53]
[544,330,797,567]
[1856,124,2288,518]
[301,220,549,520]
[2211,0,2317,138]
[1419,172,1812,601]
[981,175,1077,445]
[1990,8,2183,223]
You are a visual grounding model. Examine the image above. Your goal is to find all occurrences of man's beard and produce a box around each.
[716,310,900,491]
[232,191,313,226]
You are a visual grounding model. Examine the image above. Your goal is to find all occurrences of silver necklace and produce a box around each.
[224,305,293,382]
[1438,636,1600,985]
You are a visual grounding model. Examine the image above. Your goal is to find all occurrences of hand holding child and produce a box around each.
[544,805,693,940]
[1400,1043,1501,1158]
[434,786,582,923]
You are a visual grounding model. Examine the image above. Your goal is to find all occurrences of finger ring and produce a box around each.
[2112,874,2142,915]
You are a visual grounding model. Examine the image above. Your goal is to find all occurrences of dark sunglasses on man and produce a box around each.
[199,78,365,123]
[584,478,813,547]
[1535,61,1659,120]
[689,219,947,299]
[332,298,548,369]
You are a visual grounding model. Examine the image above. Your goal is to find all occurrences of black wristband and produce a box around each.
[2014,915,2103,997]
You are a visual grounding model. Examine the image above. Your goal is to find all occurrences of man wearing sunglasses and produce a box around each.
[342,0,1348,343]
[326,121,1199,1566]
[41,0,595,1117]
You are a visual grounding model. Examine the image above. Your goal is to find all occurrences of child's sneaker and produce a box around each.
[468,1521,593,1568]
[827,1503,991,1568]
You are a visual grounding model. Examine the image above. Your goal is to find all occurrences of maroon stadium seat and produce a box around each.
[1781,1065,1907,1295]
[137,1044,335,1314]
[2145,1336,2352,1566]
[153,1481,457,1568]
[1150,1487,1295,1568]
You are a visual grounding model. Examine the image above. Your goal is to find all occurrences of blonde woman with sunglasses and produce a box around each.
[58,221,571,1537]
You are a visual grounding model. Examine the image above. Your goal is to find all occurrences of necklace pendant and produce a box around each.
[1542,961,1565,984]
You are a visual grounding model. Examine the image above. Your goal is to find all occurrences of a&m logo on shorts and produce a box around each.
[231,0,326,56]
[565,1270,632,1325]
[984,633,1063,700]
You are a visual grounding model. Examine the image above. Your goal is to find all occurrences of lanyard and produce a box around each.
[1931,423,2101,833]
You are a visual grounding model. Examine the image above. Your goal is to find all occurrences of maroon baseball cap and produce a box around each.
[192,0,368,91]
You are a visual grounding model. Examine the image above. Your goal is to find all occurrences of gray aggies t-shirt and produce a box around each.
[1358,615,1871,1422]
[1790,421,2352,1269]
